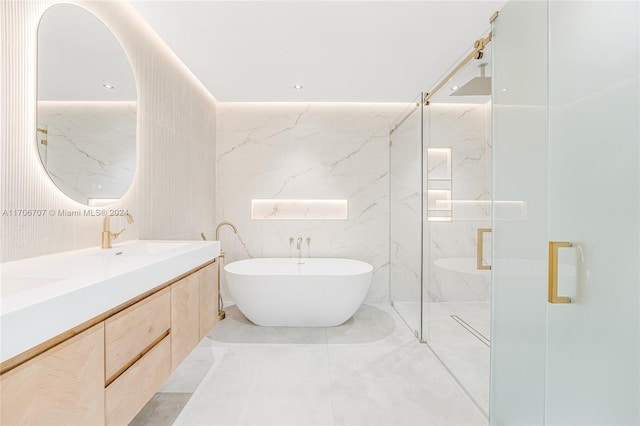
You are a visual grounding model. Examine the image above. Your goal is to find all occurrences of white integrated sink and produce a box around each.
[0,239,220,363]
[83,241,192,257]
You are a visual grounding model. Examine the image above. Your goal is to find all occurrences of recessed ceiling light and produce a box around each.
[450,86,459,91]
[293,84,303,90]
[102,83,115,89]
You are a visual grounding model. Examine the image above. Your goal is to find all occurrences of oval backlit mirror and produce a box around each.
[37,4,137,207]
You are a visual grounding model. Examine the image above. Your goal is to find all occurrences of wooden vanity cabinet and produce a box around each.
[198,261,218,339]
[105,287,170,383]
[105,337,171,425]
[104,287,172,425]
[0,258,218,426]
[171,272,201,371]
[0,324,105,426]
[171,261,218,370]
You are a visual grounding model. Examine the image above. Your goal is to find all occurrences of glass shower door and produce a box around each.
[490,1,640,424]
[389,97,424,338]
[490,3,549,423]
[422,44,493,415]
[544,1,639,424]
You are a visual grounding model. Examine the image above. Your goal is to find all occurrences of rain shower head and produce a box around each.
[450,63,491,96]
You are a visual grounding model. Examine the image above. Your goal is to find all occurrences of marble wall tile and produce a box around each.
[216,102,407,302]
[388,102,492,306]
[1,0,218,262]
[389,103,423,305]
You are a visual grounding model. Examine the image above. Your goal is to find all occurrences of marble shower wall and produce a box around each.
[426,103,492,302]
[1,1,217,262]
[216,102,408,302]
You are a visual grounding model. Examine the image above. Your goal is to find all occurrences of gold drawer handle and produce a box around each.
[476,228,492,270]
[548,241,572,304]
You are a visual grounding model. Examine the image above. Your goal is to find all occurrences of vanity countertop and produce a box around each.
[0,239,220,364]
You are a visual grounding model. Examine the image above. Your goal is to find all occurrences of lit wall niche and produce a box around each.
[426,148,452,221]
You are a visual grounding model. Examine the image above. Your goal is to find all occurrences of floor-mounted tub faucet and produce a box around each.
[215,221,237,241]
[214,220,239,321]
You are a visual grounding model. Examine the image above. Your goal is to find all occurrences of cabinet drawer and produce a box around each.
[105,287,170,382]
[105,336,171,426]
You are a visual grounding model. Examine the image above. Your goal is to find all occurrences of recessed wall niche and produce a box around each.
[426,147,452,221]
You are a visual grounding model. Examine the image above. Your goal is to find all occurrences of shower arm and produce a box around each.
[423,32,492,104]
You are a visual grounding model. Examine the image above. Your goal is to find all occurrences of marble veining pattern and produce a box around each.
[216,102,408,303]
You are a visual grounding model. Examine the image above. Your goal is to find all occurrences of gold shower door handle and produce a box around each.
[548,241,572,304]
[476,228,492,270]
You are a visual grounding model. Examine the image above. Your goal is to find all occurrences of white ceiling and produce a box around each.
[129,1,507,103]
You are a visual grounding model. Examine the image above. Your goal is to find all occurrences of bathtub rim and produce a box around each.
[223,257,373,277]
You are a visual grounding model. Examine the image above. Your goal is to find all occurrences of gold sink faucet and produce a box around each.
[101,213,134,249]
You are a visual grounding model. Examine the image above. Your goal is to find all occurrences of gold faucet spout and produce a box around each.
[101,215,112,249]
[101,213,134,249]
[215,221,238,241]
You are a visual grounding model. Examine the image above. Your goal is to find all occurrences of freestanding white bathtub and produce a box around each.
[224,258,373,327]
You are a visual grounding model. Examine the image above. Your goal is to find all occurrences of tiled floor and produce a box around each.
[425,302,491,417]
[133,303,487,426]
[390,301,490,416]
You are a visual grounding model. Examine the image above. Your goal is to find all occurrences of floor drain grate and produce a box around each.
[450,315,490,347]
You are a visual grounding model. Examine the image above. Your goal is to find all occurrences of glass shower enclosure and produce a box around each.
[490,1,639,424]
[390,1,639,423]
[389,36,494,415]
[389,95,425,339]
